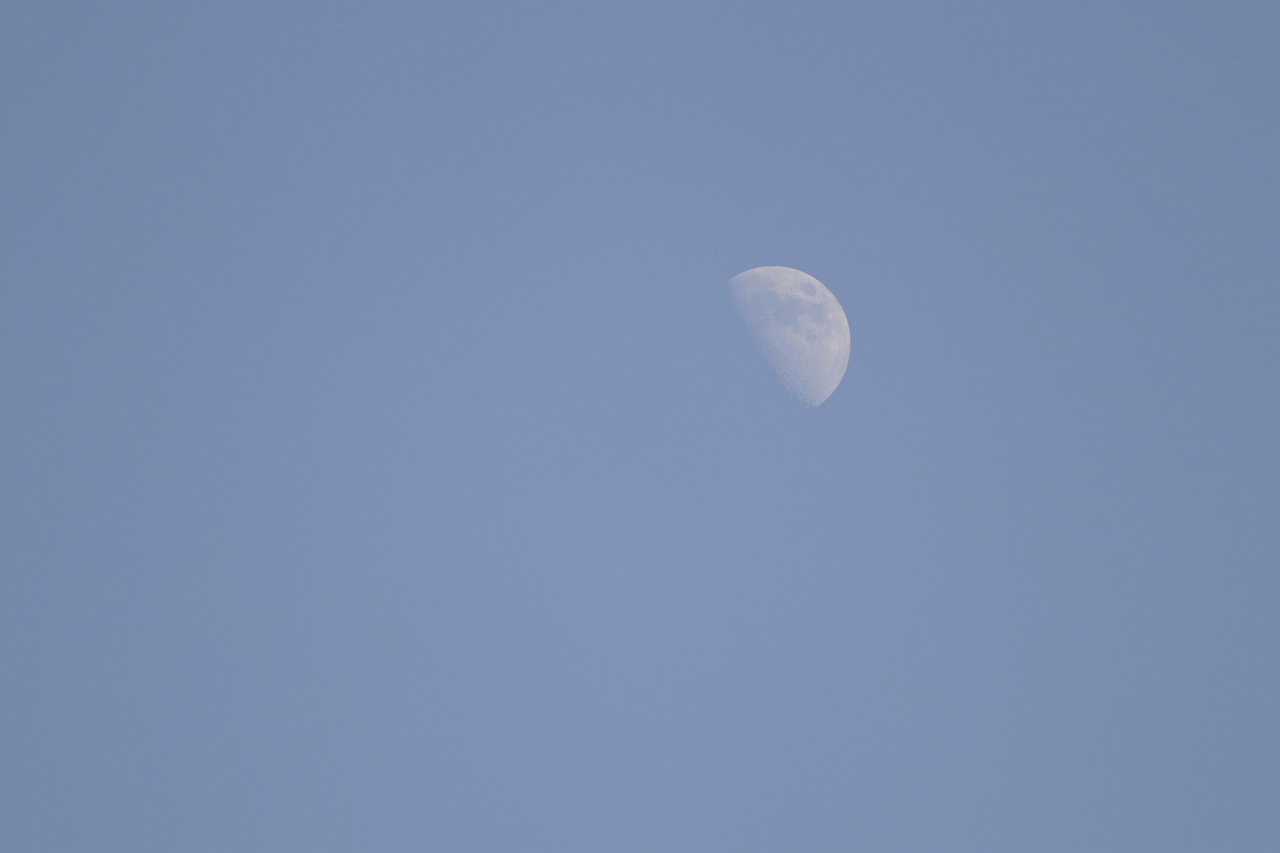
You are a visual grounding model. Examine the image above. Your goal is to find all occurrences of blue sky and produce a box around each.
[3,3,1278,850]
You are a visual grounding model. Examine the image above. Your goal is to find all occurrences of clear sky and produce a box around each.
[3,3,1278,850]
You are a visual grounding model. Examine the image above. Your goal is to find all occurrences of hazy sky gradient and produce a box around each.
[3,3,1278,850]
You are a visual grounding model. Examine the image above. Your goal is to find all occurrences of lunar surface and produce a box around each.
[729,266,850,407]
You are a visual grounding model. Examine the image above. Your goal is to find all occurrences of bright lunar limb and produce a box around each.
[729,266,850,407]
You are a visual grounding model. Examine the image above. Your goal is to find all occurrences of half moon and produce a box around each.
[729,266,850,407]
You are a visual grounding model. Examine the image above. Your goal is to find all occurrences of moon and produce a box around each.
[729,266,850,407]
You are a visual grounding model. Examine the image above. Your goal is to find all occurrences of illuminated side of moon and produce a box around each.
[728,266,850,407]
